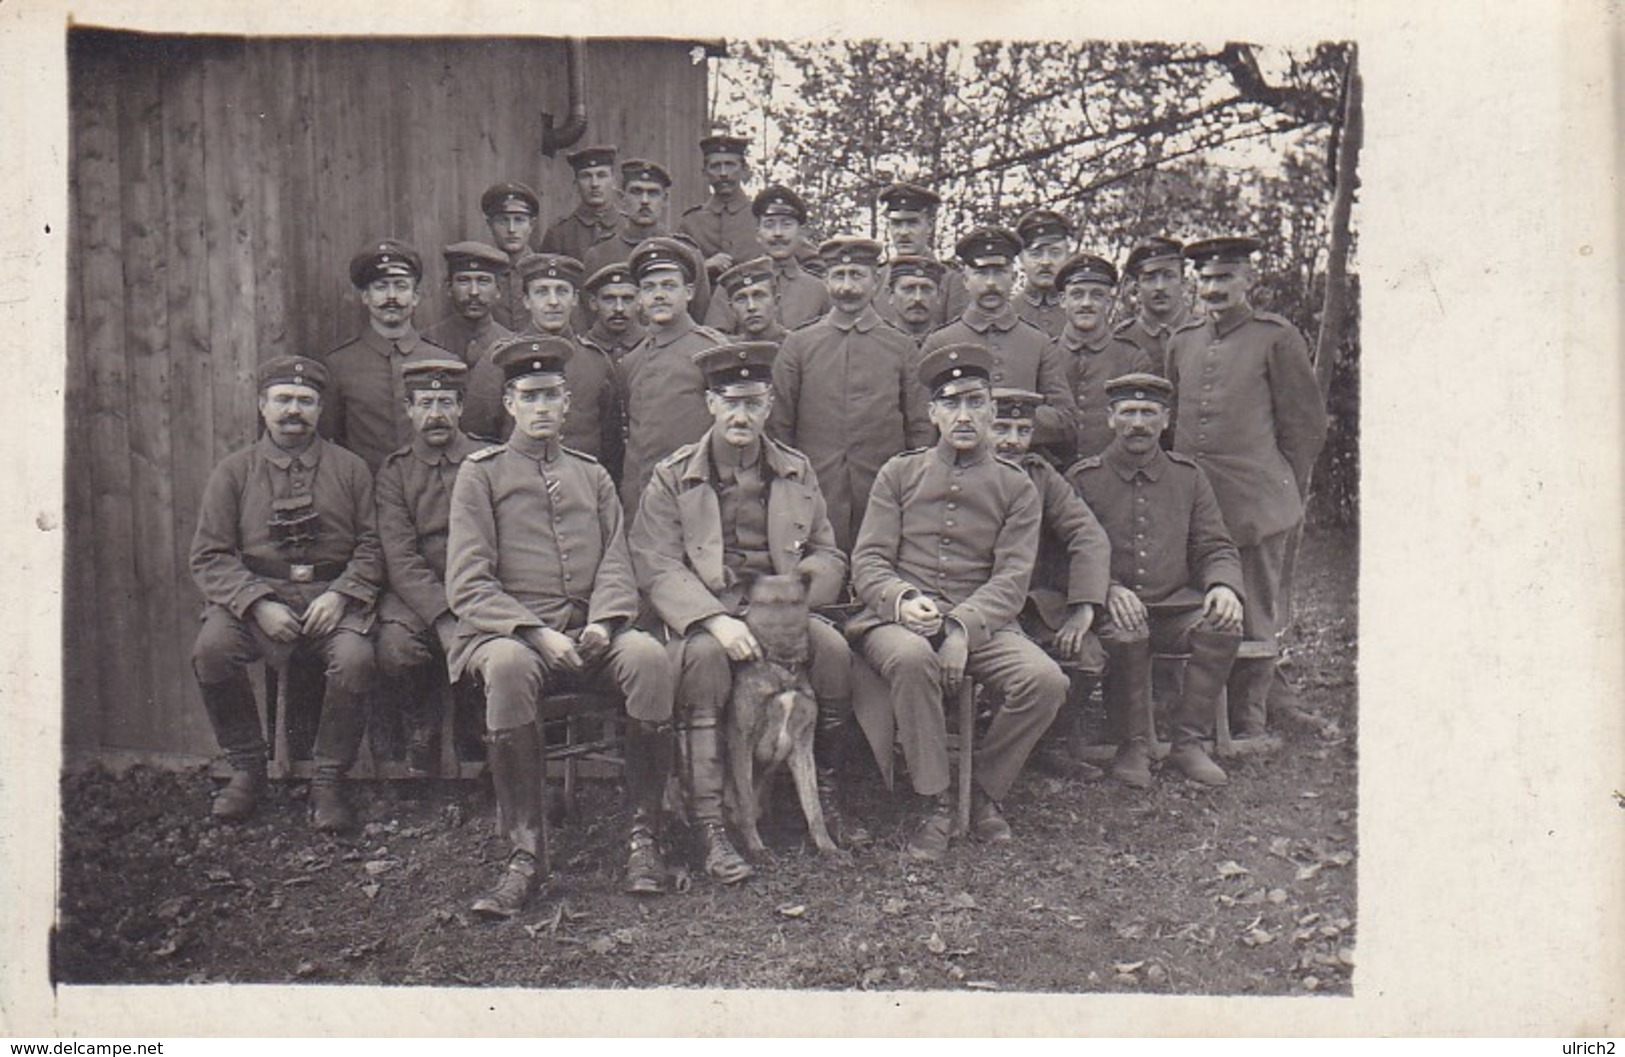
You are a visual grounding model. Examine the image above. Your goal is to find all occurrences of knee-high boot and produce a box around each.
[471,722,547,919]
[814,700,872,849]
[1169,628,1239,786]
[682,716,753,884]
[1101,639,1153,789]
[622,719,672,894]
[199,673,267,820]
[311,685,369,832]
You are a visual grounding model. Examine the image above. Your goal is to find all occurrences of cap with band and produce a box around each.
[349,239,423,288]
[401,357,469,395]
[515,253,585,290]
[753,184,808,222]
[1183,236,1261,265]
[620,158,672,188]
[955,226,1022,268]
[481,181,540,218]
[877,181,942,215]
[817,236,884,268]
[630,237,698,283]
[1056,253,1119,289]
[258,355,328,393]
[695,341,777,396]
[566,145,618,172]
[442,241,511,277]
[493,337,575,385]
[888,255,945,285]
[991,387,1044,420]
[583,262,637,296]
[1015,209,1073,247]
[717,257,776,298]
[1104,372,1174,406]
[1123,236,1184,277]
[917,342,994,397]
[699,133,750,157]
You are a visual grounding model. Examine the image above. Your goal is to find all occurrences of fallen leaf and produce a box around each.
[361,882,381,900]
[1112,960,1145,974]
[1303,975,1321,991]
[1268,837,1293,859]
[945,892,980,911]
[881,897,911,916]
[294,960,319,978]
[1299,790,1321,799]
[204,868,234,884]
[1295,863,1324,882]
[964,980,998,991]
[1338,947,1356,967]
[363,859,397,876]
[1298,912,1321,926]
[155,897,189,921]
[1242,928,1275,947]
[1267,888,1289,904]
[925,932,947,954]
[1327,851,1354,867]
[153,934,183,958]
[1145,964,1167,983]
[859,966,887,990]
[1215,860,1249,878]
[588,936,616,956]
[947,964,966,981]
[777,904,807,919]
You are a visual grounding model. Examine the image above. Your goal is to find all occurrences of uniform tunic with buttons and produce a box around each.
[375,430,483,635]
[617,314,725,513]
[1115,303,1192,378]
[540,203,625,264]
[677,192,762,267]
[581,319,647,367]
[318,327,451,473]
[1057,324,1156,460]
[768,306,933,553]
[1021,453,1112,630]
[491,254,532,333]
[921,306,1078,452]
[1017,287,1066,340]
[1165,308,1328,547]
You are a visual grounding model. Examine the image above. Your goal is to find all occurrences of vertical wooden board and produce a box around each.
[312,40,371,352]
[243,43,290,364]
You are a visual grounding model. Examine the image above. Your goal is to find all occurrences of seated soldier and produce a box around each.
[849,344,1067,863]
[446,337,676,918]
[374,358,484,775]
[629,341,860,885]
[189,356,381,831]
[1067,373,1244,788]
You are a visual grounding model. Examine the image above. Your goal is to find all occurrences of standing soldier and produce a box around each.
[677,134,760,282]
[1165,237,1328,740]
[579,263,647,366]
[706,185,829,331]
[374,358,483,775]
[872,181,968,330]
[425,243,515,443]
[447,337,677,915]
[630,341,859,883]
[1053,253,1155,460]
[713,258,787,344]
[1114,236,1193,377]
[617,237,726,511]
[884,255,945,348]
[849,344,1067,862]
[922,226,1077,456]
[319,239,450,474]
[769,236,931,553]
[583,158,714,325]
[1014,209,1074,339]
[540,145,625,264]
[1069,373,1245,787]
[190,357,381,830]
[481,181,542,331]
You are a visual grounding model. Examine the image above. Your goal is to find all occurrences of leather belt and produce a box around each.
[242,555,345,584]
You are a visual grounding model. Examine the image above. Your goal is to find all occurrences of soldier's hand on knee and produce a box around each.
[576,622,612,664]
[938,626,969,694]
[301,591,348,638]
[1106,584,1148,633]
[1203,585,1243,634]
[525,626,585,672]
[250,598,303,643]
[703,614,762,662]
[1056,603,1096,660]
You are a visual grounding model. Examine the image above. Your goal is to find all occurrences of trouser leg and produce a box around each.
[805,618,868,847]
[1230,531,1289,735]
[968,628,1067,804]
[309,629,375,832]
[857,624,948,797]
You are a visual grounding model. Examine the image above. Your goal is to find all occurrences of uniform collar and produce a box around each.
[573,202,619,228]
[650,312,697,348]
[362,324,424,357]
[1022,286,1061,308]
[680,428,804,484]
[585,320,645,351]
[1210,305,1255,338]
[507,431,564,464]
[409,429,478,466]
[257,433,324,470]
[829,305,880,334]
[1061,323,1113,353]
[770,257,804,281]
[1104,440,1166,482]
[706,192,748,216]
[619,222,666,245]
[1140,302,1190,338]
[933,439,990,469]
[962,303,1017,333]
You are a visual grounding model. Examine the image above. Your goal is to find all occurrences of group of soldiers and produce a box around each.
[187,133,1329,921]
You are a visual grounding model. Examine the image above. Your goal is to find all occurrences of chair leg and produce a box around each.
[271,662,292,780]
[955,681,974,839]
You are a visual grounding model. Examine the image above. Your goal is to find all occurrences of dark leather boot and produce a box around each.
[682,719,752,884]
[969,786,1012,842]
[1226,656,1274,738]
[199,674,267,821]
[399,664,442,777]
[905,792,955,863]
[1171,628,1241,787]
[622,719,672,895]
[310,686,369,832]
[472,723,548,919]
[1102,639,1154,789]
[814,700,872,849]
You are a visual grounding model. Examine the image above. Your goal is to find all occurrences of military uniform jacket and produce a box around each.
[514,327,624,477]
[922,306,1078,452]
[422,313,512,369]
[539,203,625,263]
[318,326,450,472]
[629,430,847,636]
[444,433,639,680]
[190,436,382,629]
[1023,453,1112,630]
[616,314,725,510]
[582,223,716,325]
[703,256,831,333]
[1058,324,1156,460]
[1068,442,1244,608]
[768,306,933,552]
[1115,304,1192,377]
[461,333,519,444]
[848,442,1041,650]
[375,430,484,632]
[1016,287,1066,340]
[492,254,532,332]
[677,191,762,266]
[1165,308,1329,546]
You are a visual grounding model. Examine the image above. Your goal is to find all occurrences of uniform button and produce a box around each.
[1137,550,1146,557]
[950,485,960,492]
[947,502,956,510]
[563,573,572,582]
[945,520,955,527]
[992,371,1004,382]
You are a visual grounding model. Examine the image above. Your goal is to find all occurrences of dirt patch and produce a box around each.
[55,526,1356,993]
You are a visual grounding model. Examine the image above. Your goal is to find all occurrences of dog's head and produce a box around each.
[745,574,811,666]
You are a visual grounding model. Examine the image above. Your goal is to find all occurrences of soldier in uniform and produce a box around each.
[424,243,515,443]
[374,358,484,775]
[579,262,647,366]
[713,258,787,344]
[511,252,624,479]
[1165,237,1328,739]
[1014,209,1074,339]
[189,356,382,830]
[1114,236,1193,377]
[849,344,1067,862]
[677,134,760,281]
[583,158,714,325]
[320,240,451,473]
[629,341,858,884]
[922,226,1077,456]
[540,145,625,264]
[706,185,829,332]
[446,337,676,916]
[1053,252,1156,460]
[885,255,945,348]
[481,181,542,331]
[617,237,726,512]
[1068,373,1245,787]
[769,236,932,554]
[872,181,968,330]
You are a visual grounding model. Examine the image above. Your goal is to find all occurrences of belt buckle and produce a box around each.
[290,563,315,583]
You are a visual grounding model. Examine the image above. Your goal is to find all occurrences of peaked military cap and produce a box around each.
[515,252,585,289]
[1056,252,1119,289]
[349,238,423,288]
[877,181,942,215]
[629,237,698,283]
[917,342,994,397]
[566,144,618,172]
[1183,236,1262,265]
[753,184,809,222]
[1104,371,1175,406]
[699,133,750,157]
[620,158,672,187]
[955,225,1023,267]
[401,357,469,394]
[717,256,776,298]
[695,341,777,396]
[493,336,575,385]
[991,387,1045,420]
[257,355,328,393]
[442,241,511,277]
[887,255,945,285]
[582,261,637,296]
[817,236,884,268]
[1015,208,1073,246]
[1123,236,1185,277]
[480,181,540,217]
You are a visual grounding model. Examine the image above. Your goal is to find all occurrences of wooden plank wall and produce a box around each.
[64,31,711,757]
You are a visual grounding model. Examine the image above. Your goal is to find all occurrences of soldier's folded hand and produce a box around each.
[1203,585,1243,634]
[899,596,944,638]
[576,622,612,664]
[250,598,303,643]
[526,626,585,672]
[301,591,348,638]
[937,625,969,694]
[1106,584,1148,633]
[703,614,761,662]
[1056,603,1096,660]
